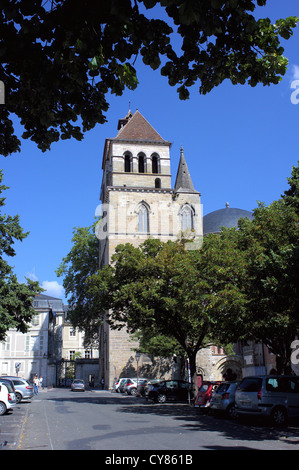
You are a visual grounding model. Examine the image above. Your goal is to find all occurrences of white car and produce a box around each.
[115,378,130,393]
[126,378,147,396]
[0,382,17,415]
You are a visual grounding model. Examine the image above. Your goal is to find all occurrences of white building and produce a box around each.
[0,294,64,386]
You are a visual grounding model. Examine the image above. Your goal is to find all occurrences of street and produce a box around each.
[1,388,299,452]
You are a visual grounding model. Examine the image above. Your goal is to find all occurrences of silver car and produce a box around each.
[235,375,299,426]
[210,381,239,418]
[0,376,34,403]
[71,379,85,391]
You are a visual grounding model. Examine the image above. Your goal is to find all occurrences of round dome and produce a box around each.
[203,203,253,235]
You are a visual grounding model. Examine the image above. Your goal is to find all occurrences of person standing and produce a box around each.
[33,374,40,395]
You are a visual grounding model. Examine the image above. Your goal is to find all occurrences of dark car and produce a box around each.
[146,379,191,403]
[138,379,162,397]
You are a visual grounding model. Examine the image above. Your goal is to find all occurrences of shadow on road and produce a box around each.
[41,392,299,449]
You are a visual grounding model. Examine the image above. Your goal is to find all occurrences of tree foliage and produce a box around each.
[0,0,297,155]
[0,170,42,341]
[56,222,102,346]
[88,237,248,395]
[213,164,299,373]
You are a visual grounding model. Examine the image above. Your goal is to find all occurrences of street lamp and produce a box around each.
[135,352,141,394]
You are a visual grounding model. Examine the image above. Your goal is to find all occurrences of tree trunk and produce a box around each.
[274,339,293,375]
[188,351,198,400]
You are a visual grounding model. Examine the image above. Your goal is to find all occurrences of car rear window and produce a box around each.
[13,380,25,385]
[216,383,230,393]
[199,384,209,392]
[0,381,13,393]
[238,377,262,392]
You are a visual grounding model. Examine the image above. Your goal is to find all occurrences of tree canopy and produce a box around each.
[0,170,42,341]
[86,237,248,393]
[0,0,297,155]
[55,222,101,347]
[212,162,299,373]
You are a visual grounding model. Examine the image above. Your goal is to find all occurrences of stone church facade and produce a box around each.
[97,109,238,388]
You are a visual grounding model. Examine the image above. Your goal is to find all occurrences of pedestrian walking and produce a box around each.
[39,376,43,389]
[33,374,40,395]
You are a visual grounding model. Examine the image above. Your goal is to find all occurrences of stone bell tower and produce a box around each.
[98,109,202,387]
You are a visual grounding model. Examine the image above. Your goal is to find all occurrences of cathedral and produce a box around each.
[98,109,246,388]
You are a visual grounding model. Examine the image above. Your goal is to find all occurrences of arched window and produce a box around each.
[138,203,149,233]
[181,205,194,231]
[138,153,146,173]
[151,153,160,174]
[155,178,161,189]
[124,152,132,172]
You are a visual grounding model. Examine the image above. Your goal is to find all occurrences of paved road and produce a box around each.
[2,388,299,452]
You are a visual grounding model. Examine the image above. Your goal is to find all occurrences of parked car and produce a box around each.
[194,381,222,409]
[126,378,147,396]
[71,379,85,392]
[0,376,33,403]
[137,379,160,397]
[115,378,129,393]
[119,378,132,393]
[137,379,155,397]
[0,382,16,415]
[123,378,140,394]
[235,375,299,426]
[0,379,17,405]
[0,377,16,396]
[146,379,191,403]
[210,381,239,418]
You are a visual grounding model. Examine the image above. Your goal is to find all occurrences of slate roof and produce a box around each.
[114,109,170,144]
[174,146,199,194]
[34,293,64,312]
[203,203,253,234]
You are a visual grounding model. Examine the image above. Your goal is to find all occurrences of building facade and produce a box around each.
[0,294,100,387]
[0,294,64,385]
[98,109,204,388]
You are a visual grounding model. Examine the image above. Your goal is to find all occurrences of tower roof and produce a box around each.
[114,109,170,144]
[174,146,199,194]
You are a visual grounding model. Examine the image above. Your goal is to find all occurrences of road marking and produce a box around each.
[43,399,54,450]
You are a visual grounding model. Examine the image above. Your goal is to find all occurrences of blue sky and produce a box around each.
[1,1,299,302]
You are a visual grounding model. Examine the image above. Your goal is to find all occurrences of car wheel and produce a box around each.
[15,392,22,403]
[271,407,287,426]
[227,404,238,420]
[0,401,7,415]
[157,393,167,403]
[130,388,137,396]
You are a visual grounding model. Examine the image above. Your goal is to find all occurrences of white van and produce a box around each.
[0,382,16,415]
[235,375,299,426]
